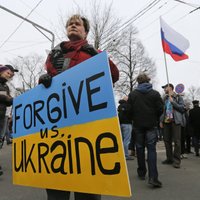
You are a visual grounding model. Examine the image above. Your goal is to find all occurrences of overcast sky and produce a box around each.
[1,0,200,92]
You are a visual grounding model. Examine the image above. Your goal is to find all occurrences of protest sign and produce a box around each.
[12,52,131,197]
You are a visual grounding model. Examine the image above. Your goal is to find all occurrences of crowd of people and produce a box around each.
[118,74,200,189]
[0,13,200,199]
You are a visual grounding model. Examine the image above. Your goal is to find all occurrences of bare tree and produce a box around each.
[8,53,45,95]
[186,85,200,102]
[88,1,121,50]
[53,1,156,101]
[112,26,156,98]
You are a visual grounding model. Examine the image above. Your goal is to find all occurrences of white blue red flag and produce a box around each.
[160,17,190,61]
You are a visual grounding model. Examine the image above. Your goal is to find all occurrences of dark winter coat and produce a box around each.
[189,106,200,136]
[128,83,163,128]
[0,77,13,118]
[118,99,132,124]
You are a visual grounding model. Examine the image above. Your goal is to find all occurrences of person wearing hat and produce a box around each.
[4,65,18,80]
[3,65,18,145]
[189,100,200,156]
[160,83,185,168]
[161,83,174,90]
[5,64,19,73]
[0,65,14,176]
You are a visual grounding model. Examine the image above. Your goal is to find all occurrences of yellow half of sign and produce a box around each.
[13,117,131,197]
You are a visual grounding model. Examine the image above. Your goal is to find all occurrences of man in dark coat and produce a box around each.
[189,100,200,156]
[118,97,133,160]
[128,73,163,188]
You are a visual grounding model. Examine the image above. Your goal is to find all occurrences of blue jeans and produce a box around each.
[120,124,132,158]
[134,127,158,179]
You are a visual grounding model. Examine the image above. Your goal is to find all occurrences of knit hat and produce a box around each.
[0,65,9,73]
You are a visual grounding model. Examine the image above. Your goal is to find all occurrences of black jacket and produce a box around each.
[189,106,200,136]
[128,83,163,128]
[0,77,13,118]
[118,100,132,124]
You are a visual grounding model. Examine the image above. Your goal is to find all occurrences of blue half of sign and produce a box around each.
[13,51,117,138]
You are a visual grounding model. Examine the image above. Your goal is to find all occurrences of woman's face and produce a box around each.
[67,18,87,41]
[0,69,13,80]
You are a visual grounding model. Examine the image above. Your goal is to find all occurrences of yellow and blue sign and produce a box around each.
[12,52,131,197]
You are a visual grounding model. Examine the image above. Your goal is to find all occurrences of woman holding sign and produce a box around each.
[39,14,119,200]
[39,14,119,88]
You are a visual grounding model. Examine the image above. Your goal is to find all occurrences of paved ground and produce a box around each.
[1,141,200,200]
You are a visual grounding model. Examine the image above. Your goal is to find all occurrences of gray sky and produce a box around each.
[1,0,200,92]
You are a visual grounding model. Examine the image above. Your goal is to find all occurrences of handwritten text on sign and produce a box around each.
[12,52,131,197]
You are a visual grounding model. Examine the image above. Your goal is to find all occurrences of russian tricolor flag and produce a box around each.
[160,17,190,61]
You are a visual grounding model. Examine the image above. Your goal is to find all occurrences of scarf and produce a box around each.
[46,39,88,76]
[60,40,88,53]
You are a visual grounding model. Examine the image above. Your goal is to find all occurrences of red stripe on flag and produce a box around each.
[162,40,188,62]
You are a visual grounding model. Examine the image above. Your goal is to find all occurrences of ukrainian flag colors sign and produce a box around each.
[12,52,131,197]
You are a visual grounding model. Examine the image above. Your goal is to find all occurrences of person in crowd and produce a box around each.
[118,96,133,160]
[128,73,163,188]
[0,165,2,176]
[180,105,190,159]
[5,64,19,74]
[4,108,13,145]
[129,128,136,157]
[39,14,119,200]
[0,65,14,176]
[188,100,200,156]
[0,64,18,147]
[185,109,194,154]
[157,123,163,141]
[160,83,185,168]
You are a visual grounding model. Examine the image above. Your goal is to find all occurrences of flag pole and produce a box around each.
[162,48,170,85]
[160,17,170,86]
